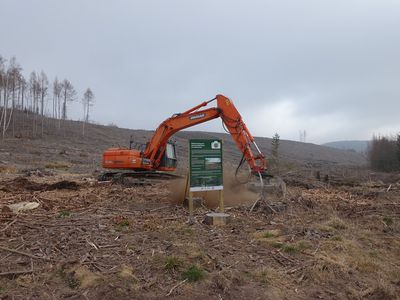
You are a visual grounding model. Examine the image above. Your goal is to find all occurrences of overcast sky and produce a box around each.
[1,0,399,144]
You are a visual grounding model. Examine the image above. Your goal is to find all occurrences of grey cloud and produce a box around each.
[1,0,399,143]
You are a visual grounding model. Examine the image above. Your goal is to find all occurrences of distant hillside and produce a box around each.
[175,132,367,169]
[0,114,367,173]
[322,140,369,153]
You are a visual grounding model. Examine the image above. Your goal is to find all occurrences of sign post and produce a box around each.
[188,139,224,223]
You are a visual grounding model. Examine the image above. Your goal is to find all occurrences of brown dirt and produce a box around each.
[0,177,79,192]
[0,169,399,299]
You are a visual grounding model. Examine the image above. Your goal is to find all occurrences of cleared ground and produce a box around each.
[0,168,399,299]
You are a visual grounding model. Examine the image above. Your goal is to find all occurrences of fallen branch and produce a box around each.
[163,216,180,221]
[276,250,296,263]
[312,243,321,255]
[0,244,25,261]
[166,279,188,297]
[0,268,33,277]
[287,265,305,274]
[1,219,17,231]
[271,254,287,266]
[0,258,34,277]
[86,239,99,250]
[0,246,51,261]
[98,244,120,249]
[150,205,170,212]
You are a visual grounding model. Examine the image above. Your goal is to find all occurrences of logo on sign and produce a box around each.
[211,141,221,149]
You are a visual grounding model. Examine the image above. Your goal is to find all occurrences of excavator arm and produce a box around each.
[144,106,221,168]
[143,94,266,173]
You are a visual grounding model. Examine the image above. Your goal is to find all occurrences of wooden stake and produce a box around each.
[219,189,224,212]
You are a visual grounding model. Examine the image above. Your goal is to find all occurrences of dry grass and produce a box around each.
[0,165,17,174]
[250,267,273,284]
[45,162,70,170]
[327,216,348,230]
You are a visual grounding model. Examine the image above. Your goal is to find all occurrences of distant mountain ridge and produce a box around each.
[322,140,369,153]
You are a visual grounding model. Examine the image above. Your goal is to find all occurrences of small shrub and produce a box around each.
[328,217,347,230]
[59,210,72,218]
[270,241,284,249]
[282,244,297,254]
[182,265,204,282]
[115,220,130,231]
[164,256,182,271]
[67,276,80,289]
[330,235,343,241]
[118,220,130,227]
[263,231,275,238]
[57,268,67,278]
[253,269,270,284]
[182,227,194,236]
[296,240,312,251]
[113,216,130,231]
[383,216,393,226]
[369,251,379,258]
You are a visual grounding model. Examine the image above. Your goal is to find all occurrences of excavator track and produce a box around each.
[98,170,182,186]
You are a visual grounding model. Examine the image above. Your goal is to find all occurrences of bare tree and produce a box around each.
[18,75,27,135]
[19,76,27,110]
[81,87,94,136]
[52,77,62,120]
[39,71,48,136]
[397,134,400,165]
[29,71,40,136]
[0,56,6,137]
[60,79,76,120]
[1,57,22,139]
[0,56,5,121]
[0,54,93,139]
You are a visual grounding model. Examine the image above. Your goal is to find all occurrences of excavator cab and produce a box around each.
[158,141,177,171]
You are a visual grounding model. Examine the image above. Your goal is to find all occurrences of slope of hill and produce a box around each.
[322,140,369,153]
[175,131,367,168]
[0,116,367,174]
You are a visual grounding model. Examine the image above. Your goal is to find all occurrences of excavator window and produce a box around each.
[159,142,177,169]
[166,143,176,159]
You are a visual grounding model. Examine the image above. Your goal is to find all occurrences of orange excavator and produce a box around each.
[101,94,267,181]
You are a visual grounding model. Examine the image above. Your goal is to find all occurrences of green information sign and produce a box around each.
[189,139,223,192]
